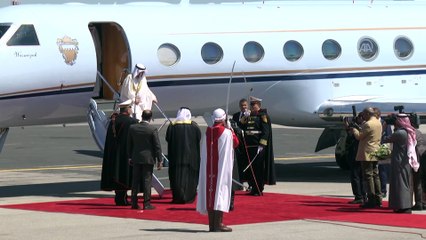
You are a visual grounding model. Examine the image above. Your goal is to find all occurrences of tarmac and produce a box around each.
[1,121,426,240]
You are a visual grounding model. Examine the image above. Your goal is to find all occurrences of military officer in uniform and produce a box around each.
[240,96,276,196]
[101,99,138,206]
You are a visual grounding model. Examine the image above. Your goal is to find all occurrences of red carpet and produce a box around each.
[2,191,426,229]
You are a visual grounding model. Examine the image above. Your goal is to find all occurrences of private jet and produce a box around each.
[1,0,426,169]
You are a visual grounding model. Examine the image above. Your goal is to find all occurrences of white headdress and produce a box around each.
[132,64,146,79]
[212,108,226,122]
[120,63,158,111]
[176,107,192,121]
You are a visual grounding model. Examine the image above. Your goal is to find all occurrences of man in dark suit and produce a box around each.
[231,98,249,186]
[127,110,163,210]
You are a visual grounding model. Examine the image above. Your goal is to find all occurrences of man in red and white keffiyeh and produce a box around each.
[396,114,419,172]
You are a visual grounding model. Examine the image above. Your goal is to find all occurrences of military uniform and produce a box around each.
[241,107,276,195]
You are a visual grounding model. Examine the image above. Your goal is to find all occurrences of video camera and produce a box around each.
[383,105,420,128]
[343,106,361,130]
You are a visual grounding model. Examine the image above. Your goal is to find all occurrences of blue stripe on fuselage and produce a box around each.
[0,87,94,100]
[148,68,426,87]
[0,68,425,100]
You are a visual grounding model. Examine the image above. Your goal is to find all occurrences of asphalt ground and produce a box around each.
[1,121,426,240]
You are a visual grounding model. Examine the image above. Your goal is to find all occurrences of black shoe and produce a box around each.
[116,198,130,206]
[249,191,261,196]
[412,205,423,211]
[348,199,363,204]
[360,202,376,209]
[115,195,128,206]
[131,205,142,210]
[143,205,156,210]
[213,224,232,232]
[249,189,262,196]
[394,208,412,214]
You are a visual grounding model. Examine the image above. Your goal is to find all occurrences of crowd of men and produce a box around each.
[97,63,426,233]
[99,64,276,232]
[345,107,426,213]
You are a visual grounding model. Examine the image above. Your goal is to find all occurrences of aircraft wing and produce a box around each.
[317,95,426,125]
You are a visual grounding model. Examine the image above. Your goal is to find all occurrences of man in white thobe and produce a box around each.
[196,108,239,232]
[120,64,158,121]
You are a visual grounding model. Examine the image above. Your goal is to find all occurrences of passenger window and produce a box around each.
[0,24,11,39]
[243,41,264,63]
[7,24,40,46]
[158,43,181,66]
[358,37,378,61]
[322,39,341,60]
[201,42,223,65]
[394,37,413,60]
[283,40,303,62]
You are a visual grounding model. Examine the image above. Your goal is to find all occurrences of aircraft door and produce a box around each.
[88,22,131,100]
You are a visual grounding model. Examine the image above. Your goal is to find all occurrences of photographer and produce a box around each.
[350,107,383,208]
[344,112,366,204]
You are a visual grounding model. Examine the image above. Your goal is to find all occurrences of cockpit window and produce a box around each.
[0,24,11,39]
[7,24,39,46]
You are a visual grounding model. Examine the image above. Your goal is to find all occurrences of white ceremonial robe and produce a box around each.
[197,124,235,215]
[120,74,158,112]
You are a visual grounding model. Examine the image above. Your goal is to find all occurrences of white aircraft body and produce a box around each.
[1,1,426,167]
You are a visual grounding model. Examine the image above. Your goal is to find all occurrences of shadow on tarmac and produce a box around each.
[73,149,103,158]
[277,161,349,183]
[0,161,349,199]
[0,181,108,199]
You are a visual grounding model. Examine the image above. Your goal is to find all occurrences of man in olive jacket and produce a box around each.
[127,110,163,210]
[351,107,383,208]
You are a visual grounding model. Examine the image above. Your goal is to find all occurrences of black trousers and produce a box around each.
[378,163,390,194]
[420,155,426,193]
[413,169,424,206]
[131,163,153,206]
[349,158,365,200]
[247,146,265,194]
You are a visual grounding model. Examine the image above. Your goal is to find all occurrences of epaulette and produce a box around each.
[261,115,267,123]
